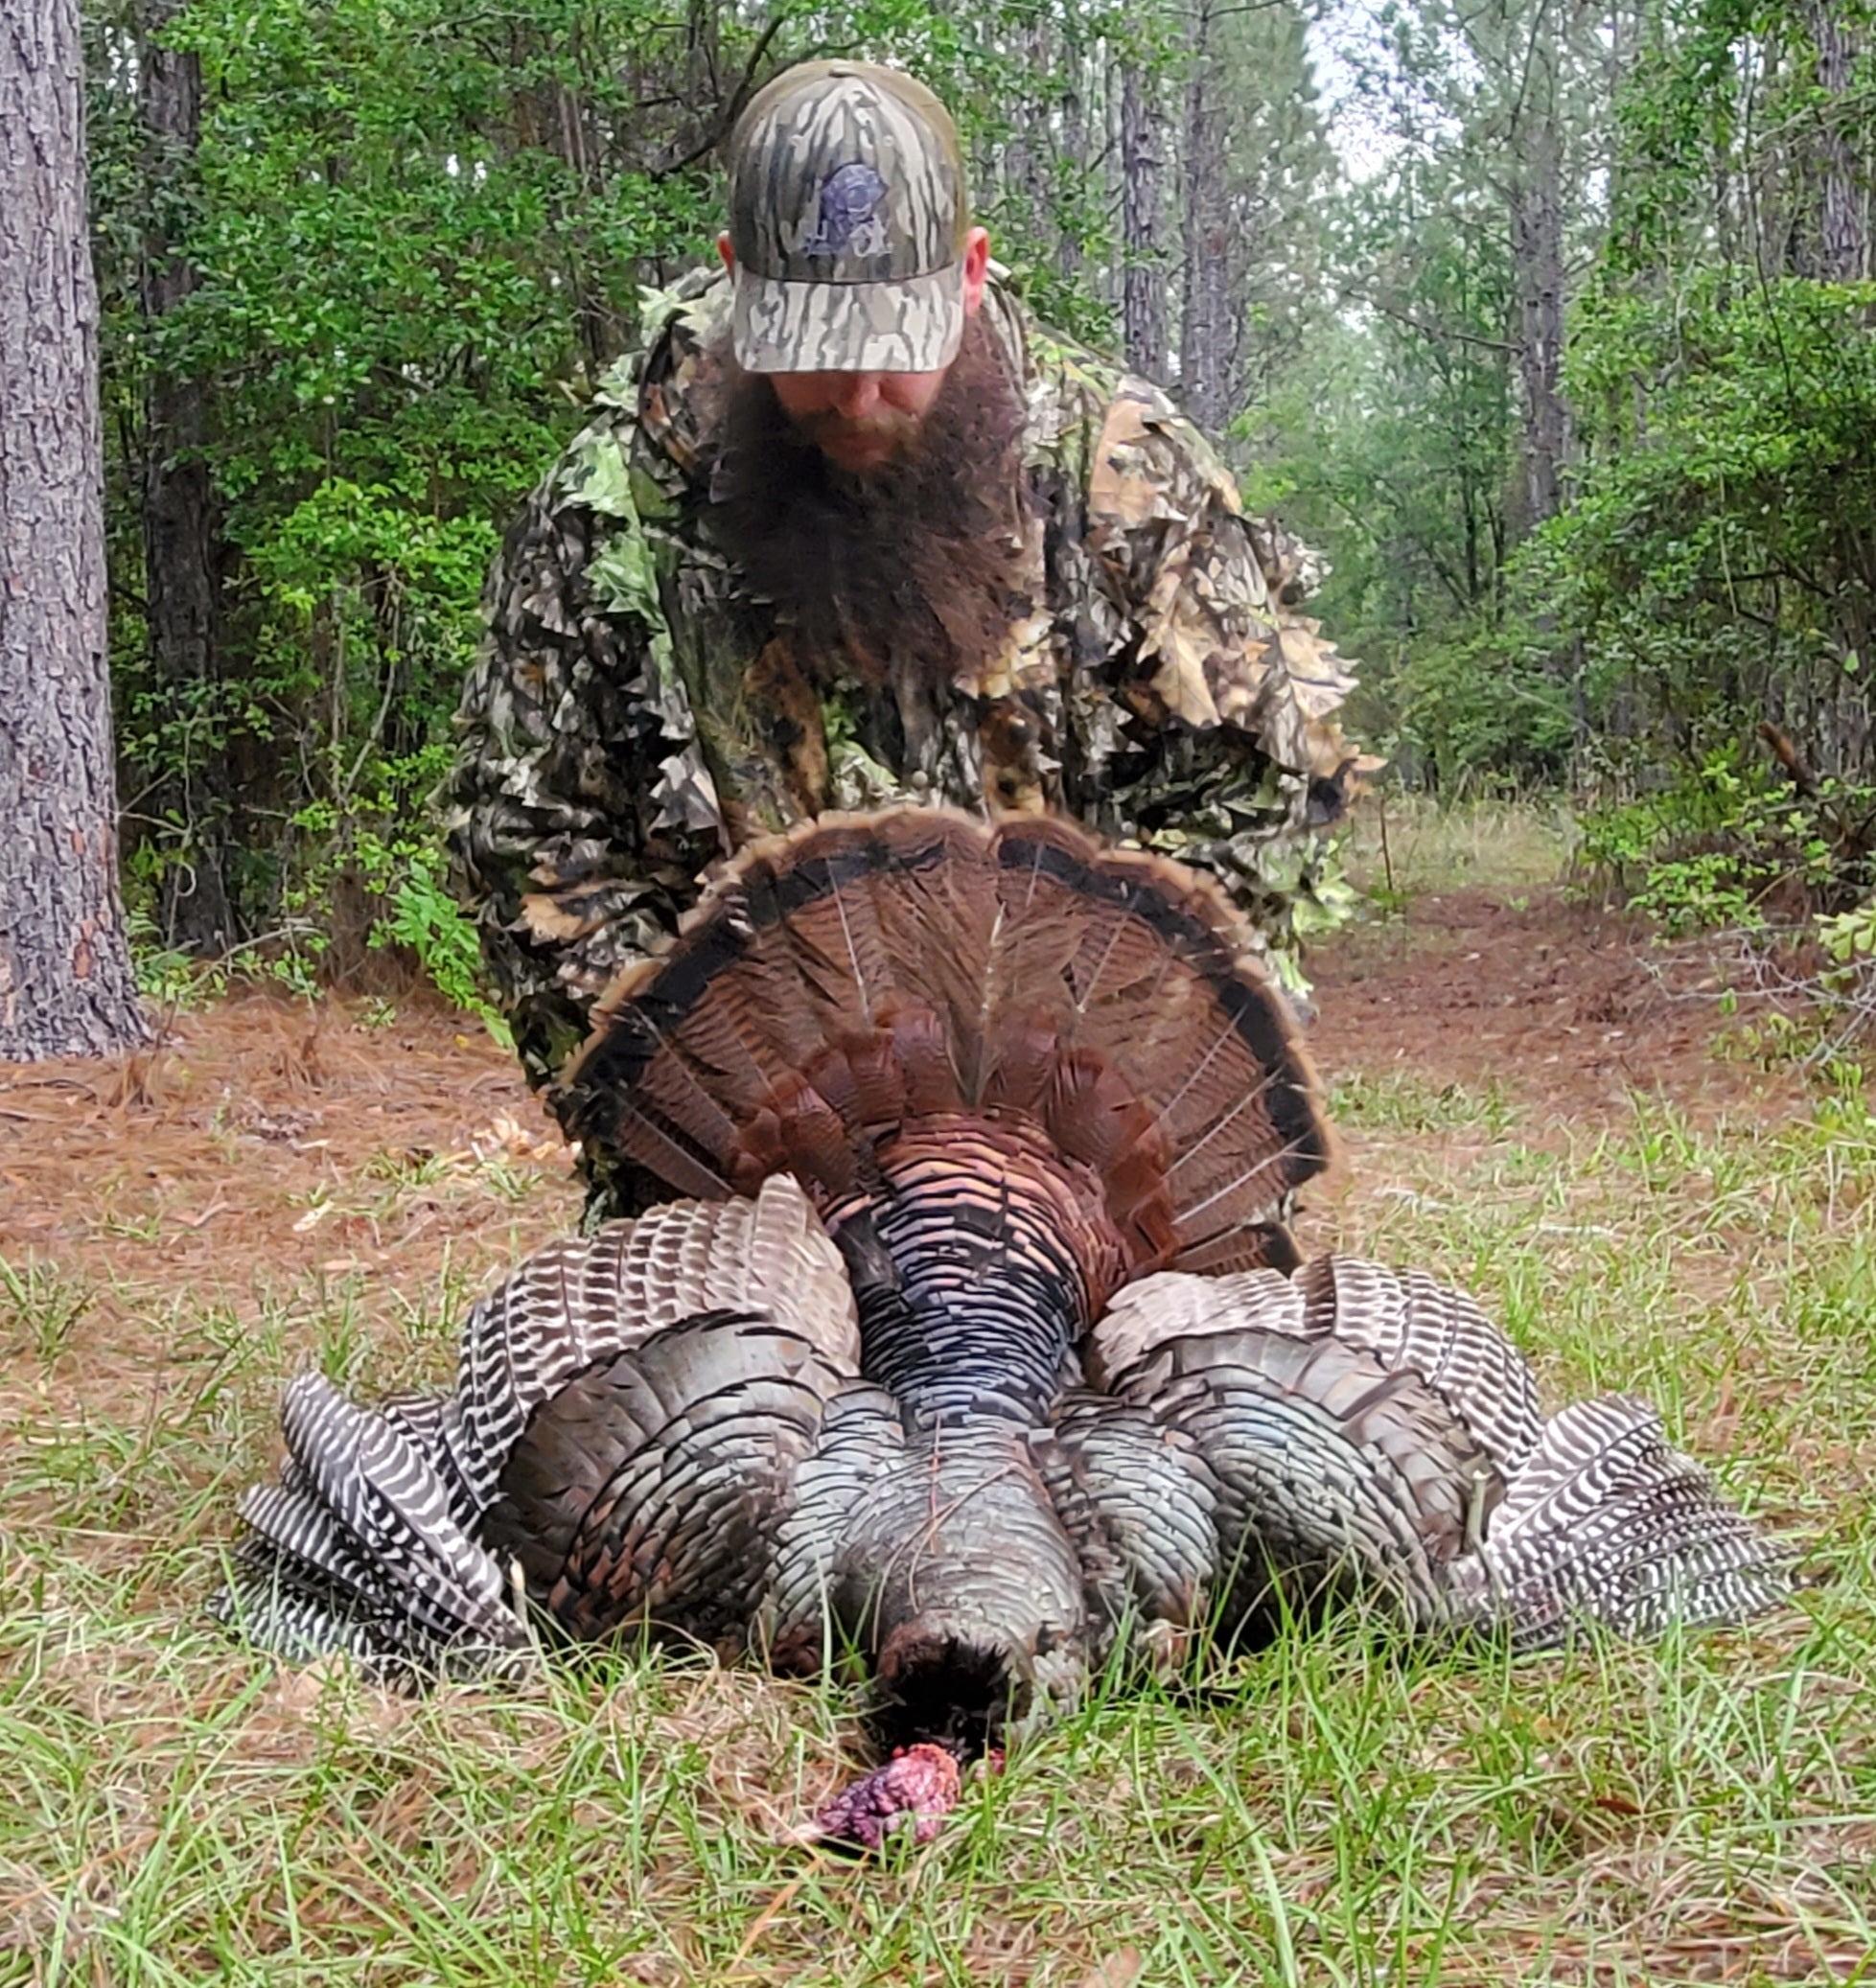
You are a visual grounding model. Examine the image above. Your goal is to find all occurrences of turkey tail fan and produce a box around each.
[210,1371,532,1679]
[558,810,998,1203]
[556,806,1332,1272]
[981,817,1333,1272]
[1450,1395,1797,1651]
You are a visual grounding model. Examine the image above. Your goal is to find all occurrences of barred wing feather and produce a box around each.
[1451,1395,1797,1649]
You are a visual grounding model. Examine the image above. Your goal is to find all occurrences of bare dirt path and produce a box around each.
[0,883,1806,1346]
[1306,884,1805,1126]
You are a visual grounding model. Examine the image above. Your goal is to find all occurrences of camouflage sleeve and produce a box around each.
[445,402,717,1095]
[1079,380,1361,960]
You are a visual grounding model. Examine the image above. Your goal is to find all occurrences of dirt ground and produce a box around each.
[0,883,1806,1345]
[1306,885,1807,1125]
[0,999,580,1382]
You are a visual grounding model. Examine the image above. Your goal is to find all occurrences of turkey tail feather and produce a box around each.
[558,807,1332,1269]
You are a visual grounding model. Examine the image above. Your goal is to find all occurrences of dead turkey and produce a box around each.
[215,808,1793,1770]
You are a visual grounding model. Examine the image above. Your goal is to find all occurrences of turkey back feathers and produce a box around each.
[557,808,1334,1278]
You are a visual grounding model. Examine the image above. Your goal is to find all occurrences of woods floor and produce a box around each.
[2,845,1871,1985]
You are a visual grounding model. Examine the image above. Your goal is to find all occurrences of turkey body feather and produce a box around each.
[216,810,1794,1743]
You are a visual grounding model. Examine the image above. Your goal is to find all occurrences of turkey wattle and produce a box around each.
[214,809,1794,1808]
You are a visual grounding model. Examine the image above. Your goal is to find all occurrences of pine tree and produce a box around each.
[0,0,148,1057]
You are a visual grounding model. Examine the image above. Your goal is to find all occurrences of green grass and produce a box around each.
[1339,793,1577,901]
[1331,1070,1520,1137]
[0,1260,95,1365]
[3,1052,1873,1981]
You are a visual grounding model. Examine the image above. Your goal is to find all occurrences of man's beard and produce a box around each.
[704,312,1034,693]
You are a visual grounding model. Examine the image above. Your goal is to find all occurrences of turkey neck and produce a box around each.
[822,1113,1131,1426]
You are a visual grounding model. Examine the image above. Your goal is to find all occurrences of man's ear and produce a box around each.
[960,226,991,317]
[717,231,736,275]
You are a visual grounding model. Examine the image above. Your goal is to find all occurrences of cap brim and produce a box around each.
[731,266,965,374]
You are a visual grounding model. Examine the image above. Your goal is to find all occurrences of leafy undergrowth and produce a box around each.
[2,954,1872,1984]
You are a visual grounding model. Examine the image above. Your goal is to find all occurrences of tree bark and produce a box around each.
[1,0,149,1056]
[1807,0,1866,283]
[1178,1,1235,432]
[0,0,147,1057]
[1510,116,1570,532]
[1001,20,1055,272]
[1121,58,1170,380]
[137,0,237,951]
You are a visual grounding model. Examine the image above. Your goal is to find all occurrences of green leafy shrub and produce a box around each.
[126,735,508,1031]
[1385,626,1577,793]
[277,748,511,1036]
[369,849,511,1046]
[1578,748,1874,935]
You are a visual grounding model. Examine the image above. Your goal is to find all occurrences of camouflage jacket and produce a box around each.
[448,267,1360,1108]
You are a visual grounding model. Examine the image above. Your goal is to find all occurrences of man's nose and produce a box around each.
[828,373,883,418]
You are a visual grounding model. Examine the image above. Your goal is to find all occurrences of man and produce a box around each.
[449,58,1360,1208]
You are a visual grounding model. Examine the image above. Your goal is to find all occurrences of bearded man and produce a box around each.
[449,58,1360,1214]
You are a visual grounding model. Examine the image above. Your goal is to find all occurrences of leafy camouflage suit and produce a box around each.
[447,266,1359,1213]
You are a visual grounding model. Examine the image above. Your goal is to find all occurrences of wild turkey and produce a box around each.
[215,809,1793,1829]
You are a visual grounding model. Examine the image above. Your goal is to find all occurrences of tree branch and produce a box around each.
[1361,293,1521,355]
[649,12,788,180]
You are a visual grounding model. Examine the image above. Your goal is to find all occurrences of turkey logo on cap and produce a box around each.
[798,162,890,259]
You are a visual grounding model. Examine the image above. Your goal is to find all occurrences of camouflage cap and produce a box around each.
[726,60,968,376]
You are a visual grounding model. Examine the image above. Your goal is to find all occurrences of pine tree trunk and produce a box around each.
[138,0,237,952]
[1002,21,1055,269]
[1510,116,1569,531]
[1121,58,1169,379]
[1808,1,1866,283]
[1178,1,1234,433]
[0,0,149,1058]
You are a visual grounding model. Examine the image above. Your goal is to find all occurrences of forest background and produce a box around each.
[5,12,1870,1973]
[88,0,1876,995]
